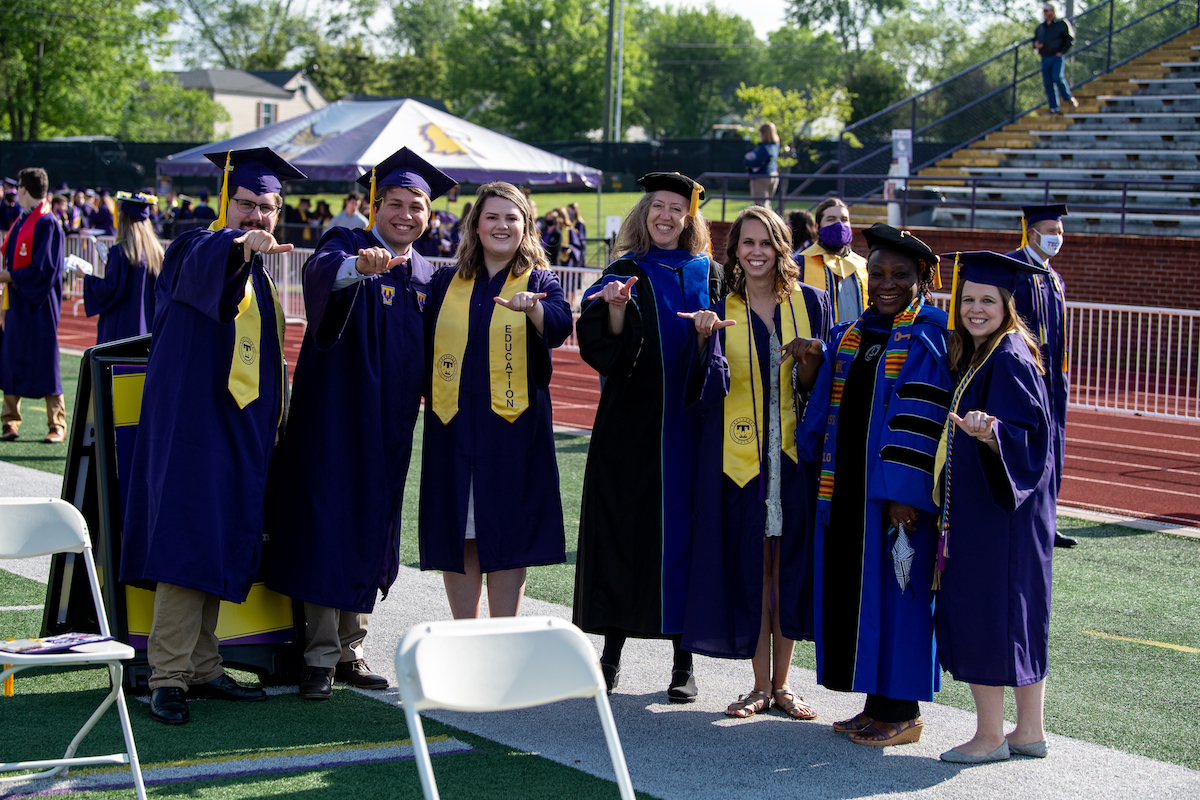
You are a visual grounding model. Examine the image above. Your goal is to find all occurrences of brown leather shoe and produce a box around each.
[1,424,17,441]
[334,659,388,690]
[43,428,65,444]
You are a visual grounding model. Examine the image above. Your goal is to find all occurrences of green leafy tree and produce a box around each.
[786,0,906,53]
[736,83,856,167]
[844,52,910,122]
[391,0,464,59]
[762,25,845,93]
[119,74,230,141]
[0,0,174,139]
[444,0,612,141]
[641,5,764,138]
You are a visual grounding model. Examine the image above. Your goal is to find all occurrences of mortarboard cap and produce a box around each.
[54,182,70,194]
[85,189,97,198]
[2,178,16,194]
[637,172,704,217]
[1021,204,1068,226]
[941,250,1049,330]
[862,223,941,289]
[203,147,307,230]
[115,190,158,222]
[355,147,457,232]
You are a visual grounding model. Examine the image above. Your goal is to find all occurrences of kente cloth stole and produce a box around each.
[229,269,286,426]
[432,268,532,425]
[723,287,812,490]
[931,331,1013,589]
[1,199,50,311]
[815,296,925,524]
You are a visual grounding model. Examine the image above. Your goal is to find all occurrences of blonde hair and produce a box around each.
[723,205,798,305]
[455,182,548,279]
[116,211,164,277]
[553,206,576,233]
[614,191,711,258]
[947,283,1044,374]
[759,122,779,144]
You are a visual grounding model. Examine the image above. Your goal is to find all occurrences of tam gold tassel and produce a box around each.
[365,167,377,231]
[210,150,233,232]
[947,252,961,331]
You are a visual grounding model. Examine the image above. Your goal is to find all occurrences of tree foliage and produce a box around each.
[119,75,230,141]
[0,0,174,139]
[786,0,906,53]
[736,83,856,166]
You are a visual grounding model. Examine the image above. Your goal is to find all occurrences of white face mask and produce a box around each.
[1036,231,1063,257]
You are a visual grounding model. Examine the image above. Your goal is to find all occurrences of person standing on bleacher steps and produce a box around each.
[1034,2,1078,115]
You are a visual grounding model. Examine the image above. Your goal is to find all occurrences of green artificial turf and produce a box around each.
[0,352,80,476]
[0,568,46,607]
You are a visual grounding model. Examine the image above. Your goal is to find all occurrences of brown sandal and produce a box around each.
[725,690,771,718]
[832,713,873,734]
[849,718,924,746]
[772,689,818,720]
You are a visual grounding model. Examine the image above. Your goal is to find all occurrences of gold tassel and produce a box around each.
[210,150,233,232]
[1020,216,1029,251]
[947,252,961,331]
[365,167,377,231]
[688,182,701,218]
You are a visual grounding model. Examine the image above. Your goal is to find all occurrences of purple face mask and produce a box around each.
[818,221,853,249]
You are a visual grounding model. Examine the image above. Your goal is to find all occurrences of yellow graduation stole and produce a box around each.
[798,243,868,320]
[722,286,812,487]
[432,268,532,424]
[229,272,286,423]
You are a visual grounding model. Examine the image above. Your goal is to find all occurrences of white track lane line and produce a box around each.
[1066,453,1200,477]
[1063,474,1200,499]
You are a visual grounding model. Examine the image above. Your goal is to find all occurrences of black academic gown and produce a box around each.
[264,227,432,613]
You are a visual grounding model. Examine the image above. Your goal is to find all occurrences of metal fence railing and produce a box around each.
[931,293,1200,420]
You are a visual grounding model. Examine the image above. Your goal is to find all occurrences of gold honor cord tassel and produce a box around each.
[210,150,234,232]
[722,287,811,487]
[229,277,262,409]
[431,270,532,425]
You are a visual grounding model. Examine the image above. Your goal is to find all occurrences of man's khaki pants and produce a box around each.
[2,393,66,433]
[147,583,225,691]
[303,603,368,669]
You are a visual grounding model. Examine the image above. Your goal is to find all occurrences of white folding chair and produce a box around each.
[395,616,635,800]
[0,498,147,799]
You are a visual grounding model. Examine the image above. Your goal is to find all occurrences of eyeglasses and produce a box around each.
[232,199,281,216]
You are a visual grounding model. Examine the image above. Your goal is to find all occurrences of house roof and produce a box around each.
[174,70,292,99]
[247,70,301,89]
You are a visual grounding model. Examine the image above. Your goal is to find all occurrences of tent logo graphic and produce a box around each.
[421,123,473,157]
[277,123,334,156]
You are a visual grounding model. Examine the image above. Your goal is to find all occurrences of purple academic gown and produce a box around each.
[119,228,284,602]
[1006,248,1067,492]
[935,333,1055,686]
[682,286,831,659]
[89,205,115,236]
[0,210,64,397]
[263,227,431,613]
[419,265,570,574]
[83,245,157,344]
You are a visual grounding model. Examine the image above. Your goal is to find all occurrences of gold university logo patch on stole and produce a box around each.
[729,416,755,445]
[416,291,426,311]
[380,285,395,306]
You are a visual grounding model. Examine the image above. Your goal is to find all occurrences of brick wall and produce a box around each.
[708,221,1200,310]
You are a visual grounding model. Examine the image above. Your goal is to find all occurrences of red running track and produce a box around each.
[57,300,1200,528]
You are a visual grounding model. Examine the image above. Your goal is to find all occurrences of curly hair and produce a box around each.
[614,190,711,258]
[723,205,799,304]
[454,182,549,279]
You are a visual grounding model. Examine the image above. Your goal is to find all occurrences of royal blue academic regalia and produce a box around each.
[83,245,157,344]
[418,265,570,573]
[799,302,951,702]
[682,285,831,659]
[573,247,715,637]
[1006,247,1067,491]
[935,333,1055,686]
[0,209,64,397]
[119,227,284,602]
[263,227,432,612]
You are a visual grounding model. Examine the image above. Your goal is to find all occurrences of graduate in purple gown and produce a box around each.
[1007,204,1074,548]
[78,191,162,343]
[420,181,570,618]
[573,172,722,703]
[120,147,306,726]
[681,206,831,721]
[795,224,950,747]
[264,148,456,701]
[0,168,66,443]
[89,190,116,235]
[933,251,1055,764]
[0,179,22,233]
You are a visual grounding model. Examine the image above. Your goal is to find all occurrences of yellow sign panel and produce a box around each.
[111,373,146,427]
[126,583,295,641]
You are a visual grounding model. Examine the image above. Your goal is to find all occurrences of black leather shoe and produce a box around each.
[299,666,334,700]
[1054,532,1078,548]
[334,659,388,690]
[150,687,189,724]
[667,668,697,703]
[601,662,621,695]
[186,673,267,702]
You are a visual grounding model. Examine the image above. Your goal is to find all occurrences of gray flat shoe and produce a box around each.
[1009,739,1049,758]
[940,741,1010,764]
